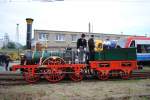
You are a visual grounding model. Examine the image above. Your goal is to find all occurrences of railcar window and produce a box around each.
[137,44,150,53]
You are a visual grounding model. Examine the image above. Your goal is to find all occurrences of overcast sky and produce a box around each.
[0,0,150,44]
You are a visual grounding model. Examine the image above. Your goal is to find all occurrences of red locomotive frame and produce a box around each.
[12,57,86,83]
[90,60,138,80]
[12,59,138,83]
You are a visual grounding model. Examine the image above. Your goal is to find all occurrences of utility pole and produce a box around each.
[88,22,91,38]
[89,22,91,34]
[16,24,19,44]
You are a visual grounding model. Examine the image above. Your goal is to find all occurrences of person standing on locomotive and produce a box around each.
[77,33,87,63]
[103,38,111,49]
[88,35,95,61]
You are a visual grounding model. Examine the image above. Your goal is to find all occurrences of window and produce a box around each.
[71,35,77,42]
[137,44,150,53]
[56,34,65,41]
[39,33,48,40]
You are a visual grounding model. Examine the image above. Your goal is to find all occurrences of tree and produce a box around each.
[2,42,16,49]
[8,42,16,49]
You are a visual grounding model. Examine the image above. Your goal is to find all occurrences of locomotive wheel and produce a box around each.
[42,57,66,83]
[120,71,130,79]
[44,68,65,83]
[97,71,109,80]
[23,72,40,84]
[69,73,83,82]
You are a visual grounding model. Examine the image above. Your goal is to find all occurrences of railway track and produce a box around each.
[0,71,150,85]
[131,71,150,79]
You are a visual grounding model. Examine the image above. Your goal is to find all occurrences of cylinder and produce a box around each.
[26,18,33,49]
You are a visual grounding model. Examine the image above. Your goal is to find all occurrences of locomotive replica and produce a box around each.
[12,43,138,84]
[11,18,138,83]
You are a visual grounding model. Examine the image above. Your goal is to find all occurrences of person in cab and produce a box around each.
[77,33,87,63]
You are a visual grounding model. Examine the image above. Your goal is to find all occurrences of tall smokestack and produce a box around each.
[26,18,33,49]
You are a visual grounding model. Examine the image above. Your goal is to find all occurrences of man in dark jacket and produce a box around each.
[4,54,10,71]
[0,54,3,66]
[77,33,87,63]
[88,35,95,61]
[77,33,87,49]
[0,54,5,66]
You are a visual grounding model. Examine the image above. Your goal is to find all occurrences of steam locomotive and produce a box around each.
[12,43,138,83]
[11,18,138,84]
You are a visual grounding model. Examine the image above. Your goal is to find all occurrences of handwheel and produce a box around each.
[44,68,65,83]
[23,72,40,84]
[97,71,109,80]
[69,73,83,82]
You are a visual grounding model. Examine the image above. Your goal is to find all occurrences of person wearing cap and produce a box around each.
[88,35,95,61]
[77,33,87,63]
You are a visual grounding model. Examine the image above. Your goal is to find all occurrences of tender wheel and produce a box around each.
[69,73,83,82]
[120,71,130,80]
[97,71,109,80]
[44,68,65,83]
[23,72,40,84]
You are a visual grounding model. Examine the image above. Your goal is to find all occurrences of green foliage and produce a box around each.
[2,42,23,49]
[2,42,16,49]
[7,42,16,49]
[22,45,27,50]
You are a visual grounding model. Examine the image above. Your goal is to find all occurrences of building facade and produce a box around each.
[33,30,131,50]
[0,33,9,49]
